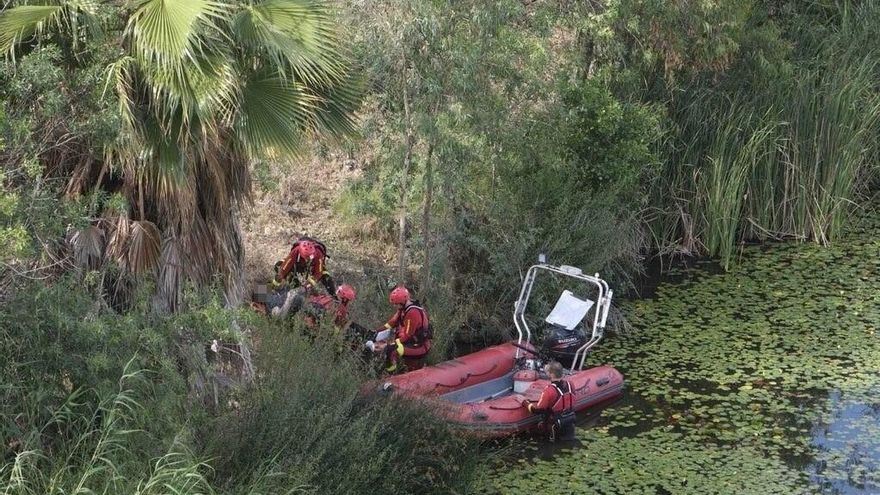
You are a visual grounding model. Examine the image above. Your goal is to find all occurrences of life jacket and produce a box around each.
[550,379,576,440]
[308,293,335,312]
[304,293,350,329]
[401,302,433,344]
[550,380,575,413]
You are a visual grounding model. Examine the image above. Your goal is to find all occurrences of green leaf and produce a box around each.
[233,0,345,85]
[0,5,63,54]
[235,69,316,156]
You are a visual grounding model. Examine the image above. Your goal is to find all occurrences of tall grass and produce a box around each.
[204,319,481,495]
[700,108,780,266]
[0,365,213,495]
[2,278,485,494]
[651,1,880,267]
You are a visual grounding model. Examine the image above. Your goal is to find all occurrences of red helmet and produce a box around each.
[336,284,356,301]
[297,240,317,259]
[389,286,410,305]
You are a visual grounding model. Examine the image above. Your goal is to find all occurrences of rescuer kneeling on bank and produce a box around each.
[376,286,432,373]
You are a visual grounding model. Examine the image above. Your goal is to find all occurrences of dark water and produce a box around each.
[517,386,880,494]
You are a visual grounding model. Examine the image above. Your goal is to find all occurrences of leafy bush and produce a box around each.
[205,319,481,495]
[1,277,483,494]
[560,81,662,202]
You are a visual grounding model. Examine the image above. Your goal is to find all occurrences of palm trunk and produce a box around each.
[223,212,246,308]
[152,235,179,314]
[138,175,145,221]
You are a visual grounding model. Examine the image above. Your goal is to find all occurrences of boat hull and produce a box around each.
[377,342,624,436]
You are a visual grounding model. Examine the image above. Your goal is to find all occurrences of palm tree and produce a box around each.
[0,0,359,311]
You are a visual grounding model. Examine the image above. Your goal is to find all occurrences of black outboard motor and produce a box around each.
[541,323,589,368]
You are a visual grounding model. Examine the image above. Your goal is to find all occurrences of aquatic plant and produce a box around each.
[480,204,880,494]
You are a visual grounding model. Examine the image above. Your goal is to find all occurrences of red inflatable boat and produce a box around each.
[373,262,625,436]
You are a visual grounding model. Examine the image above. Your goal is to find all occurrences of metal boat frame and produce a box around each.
[513,263,613,371]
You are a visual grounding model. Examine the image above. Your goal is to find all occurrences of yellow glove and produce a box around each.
[394,338,404,357]
[269,278,282,289]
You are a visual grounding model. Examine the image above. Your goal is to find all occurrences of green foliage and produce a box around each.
[206,321,481,494]
[647,1,880,266]
[338,0,660,341]
[2,277,197,441]
[610,0,765,85]
[0,178,29,260]
[0,368,214,495]
[1,274,483,493]
[560,82,662,201]
[0,278,210,493]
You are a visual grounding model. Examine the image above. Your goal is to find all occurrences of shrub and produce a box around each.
[205,319,482,494]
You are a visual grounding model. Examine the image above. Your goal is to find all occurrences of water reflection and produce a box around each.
[809,389,880,494]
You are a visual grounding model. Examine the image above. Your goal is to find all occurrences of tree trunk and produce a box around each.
[421,142,434,295]
[223,212,246,308]
[138,176,145,221]
[152,235,180,314]
[398,67,413,284]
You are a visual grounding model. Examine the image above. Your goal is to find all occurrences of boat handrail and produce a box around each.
[513,263,613,369]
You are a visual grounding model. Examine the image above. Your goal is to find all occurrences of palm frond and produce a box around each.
[232,0,346,85]
[106,214,131,262]
[138,116,200,225]
[69,225,105,271]
[188,57,239,124]
[0,6,63,55]
[63,0,99,10]
[104,56,139,139]
[234,69,318,156]
[126,0,228,122]
[307,68,363,137]
[126,0,226,66]
[0,1,102,57]
[57,0,102,52]
[127,220,161,274]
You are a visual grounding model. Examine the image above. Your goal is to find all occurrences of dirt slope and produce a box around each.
[240,149,405,326]
[243,153,357,281]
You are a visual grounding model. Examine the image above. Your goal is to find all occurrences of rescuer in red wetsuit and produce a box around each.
[272,237,336,296]
[522,361,577,441]
[377,286,432,373]
[303,283,357,330]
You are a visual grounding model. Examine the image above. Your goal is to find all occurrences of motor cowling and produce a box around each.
[542,324,588,368]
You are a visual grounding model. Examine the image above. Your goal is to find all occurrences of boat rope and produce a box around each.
[431,363,499,390]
